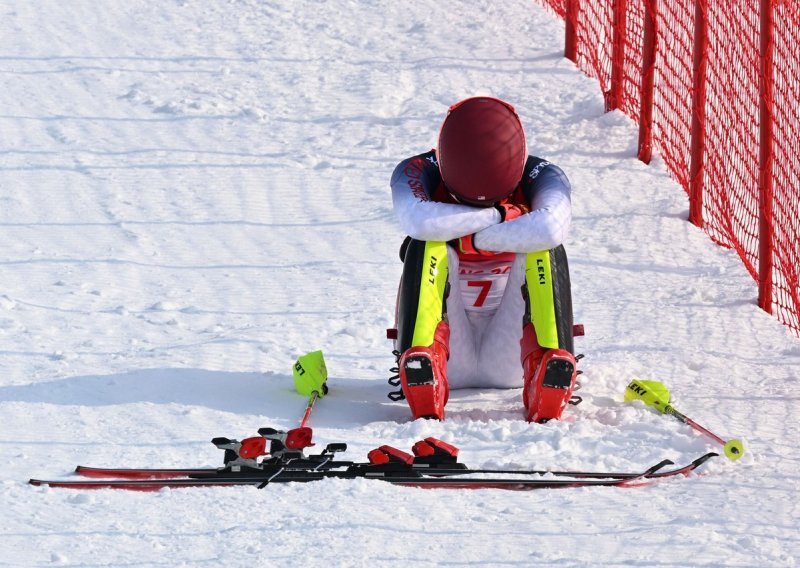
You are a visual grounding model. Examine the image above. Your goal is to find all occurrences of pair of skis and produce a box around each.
[26,355,721,491]
[29,427,717,491]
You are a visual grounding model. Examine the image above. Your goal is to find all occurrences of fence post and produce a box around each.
[637,0,658,164]
[565,0,579,62]
[758,0,774,313]
[605,0,628,111]
[688,0,707,227]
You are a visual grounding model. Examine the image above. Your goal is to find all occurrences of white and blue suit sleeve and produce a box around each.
[390,153,572,253]
[474,160,572,253]
[390,153,500,242]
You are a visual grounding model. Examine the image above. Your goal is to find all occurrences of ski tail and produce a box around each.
[75,466,217,480]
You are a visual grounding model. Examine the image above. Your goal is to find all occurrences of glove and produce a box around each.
[495,202,529,222]
[448,234,496,256]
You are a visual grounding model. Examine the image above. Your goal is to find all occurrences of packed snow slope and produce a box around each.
[1,1,798,566]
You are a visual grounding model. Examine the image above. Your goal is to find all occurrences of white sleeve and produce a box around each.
[473,164,572,253]
[391,157,500,242]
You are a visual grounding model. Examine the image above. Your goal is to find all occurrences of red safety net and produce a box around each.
[651,0,693,189]
[573,2,612,93]
[770,2,800,333]
[702,3,761,273]
[619,1,645,120]
[533,0,800,336]
[537,0,566,18]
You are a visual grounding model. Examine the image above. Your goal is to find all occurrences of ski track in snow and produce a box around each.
[1,1,798,566]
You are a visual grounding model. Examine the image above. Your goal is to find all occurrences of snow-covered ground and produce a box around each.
[1,1,799,565]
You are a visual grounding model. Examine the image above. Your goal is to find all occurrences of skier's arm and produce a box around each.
[472,164,572,253]
[391,156,500,242]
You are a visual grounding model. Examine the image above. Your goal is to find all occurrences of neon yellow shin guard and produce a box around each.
[524,250,560,350]
[393,240,450,420]
[411,241,449,347]
[523,246,574,353]
[522,246,577,422]
[396,240,449,352]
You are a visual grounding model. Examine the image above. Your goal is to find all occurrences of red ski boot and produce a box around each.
[521,324,577,423]
[399,322,450,420]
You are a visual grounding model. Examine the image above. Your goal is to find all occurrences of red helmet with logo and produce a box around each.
[437,97,527,206]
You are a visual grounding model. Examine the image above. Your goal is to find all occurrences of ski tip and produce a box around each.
[28,479,46,487]
[693,452,719,467]
[646,459,675,475]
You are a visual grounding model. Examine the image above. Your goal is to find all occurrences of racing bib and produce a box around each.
[457,257,514,313]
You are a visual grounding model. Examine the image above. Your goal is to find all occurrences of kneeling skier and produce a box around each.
[388,96,578,422]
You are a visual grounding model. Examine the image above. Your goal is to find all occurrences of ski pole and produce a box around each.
[299,390,319,430]
[287,350,329,449]
[625,379,744,461]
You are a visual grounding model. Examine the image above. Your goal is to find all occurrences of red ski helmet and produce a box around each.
[437,97,527,206]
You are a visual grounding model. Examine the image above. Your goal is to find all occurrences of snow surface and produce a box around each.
[1,1,799,566]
